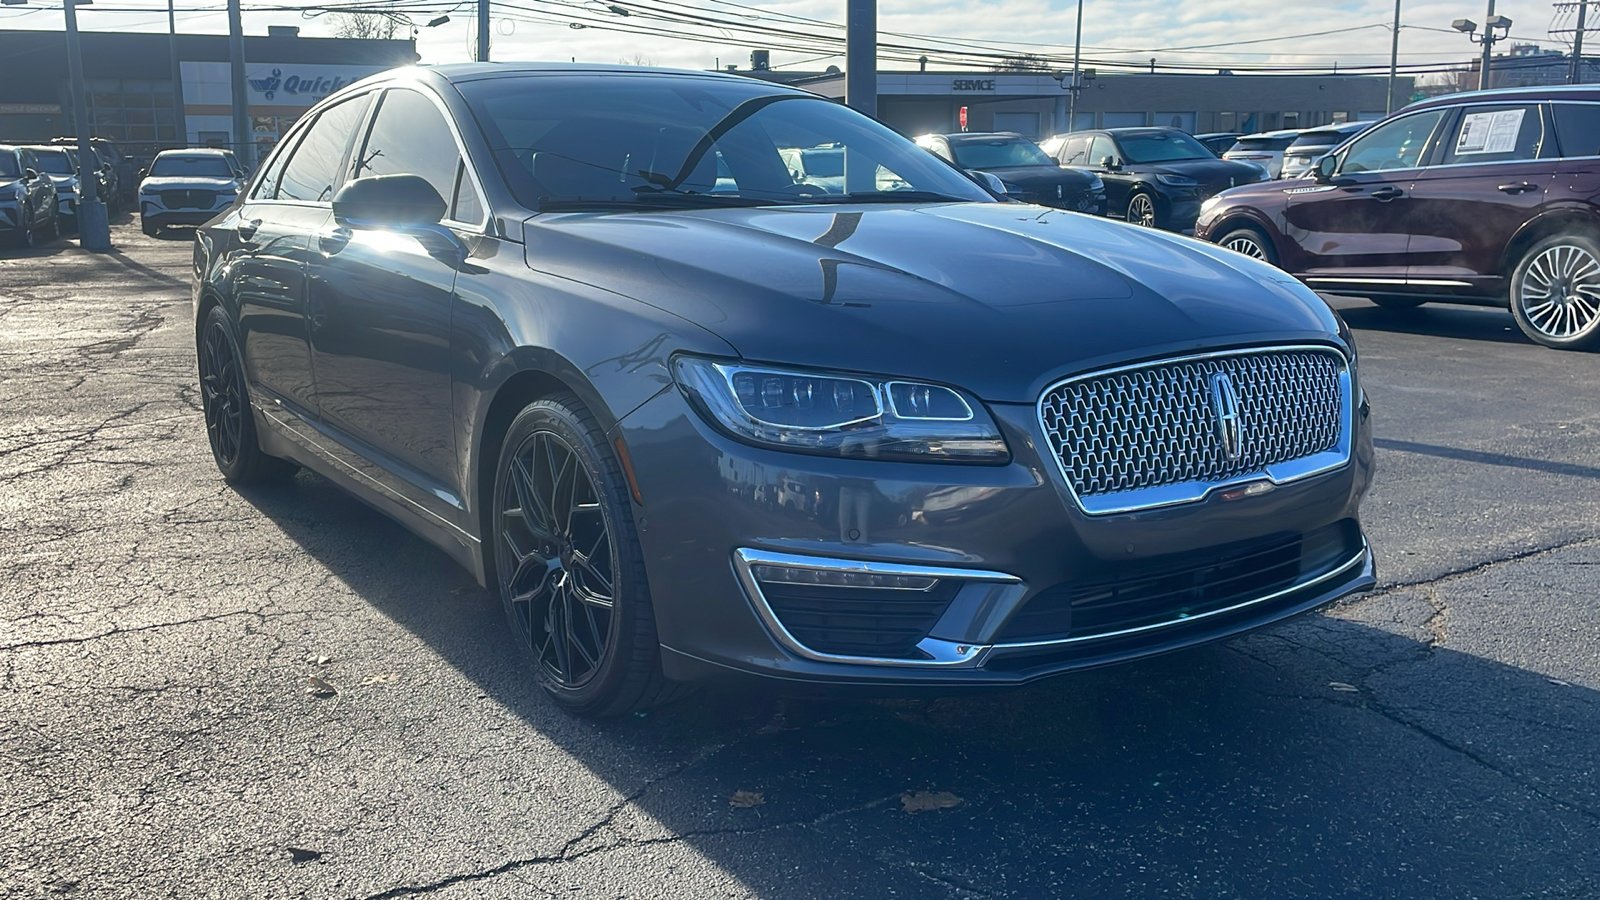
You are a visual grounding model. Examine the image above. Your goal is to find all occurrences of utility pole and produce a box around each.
[1068,0,1083,130]
[476,0,490,61]
[64,0,110,250]
[227,0,250,169]
[1387,0,1401,114]
[845,0,875,117]
[1480,0,1495,89]
[168,0,185,147]
[1571,0,1589,84]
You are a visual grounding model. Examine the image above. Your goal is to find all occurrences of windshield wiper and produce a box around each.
[827,191,974,204]
[538,194,790,212]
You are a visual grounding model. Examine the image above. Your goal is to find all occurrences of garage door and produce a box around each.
[993,112,1041,138]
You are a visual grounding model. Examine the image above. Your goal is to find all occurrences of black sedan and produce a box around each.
[914,132,1106,214]
[193,64,1374,716]
[1041,127,1266,231]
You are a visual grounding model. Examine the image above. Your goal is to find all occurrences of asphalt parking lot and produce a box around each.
[3,223,1598,899]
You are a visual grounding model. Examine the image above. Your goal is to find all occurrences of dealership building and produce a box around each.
[744,66,1410,139]
[0,27,416,165]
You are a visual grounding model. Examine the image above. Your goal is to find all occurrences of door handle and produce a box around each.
[1497,182,1538,194]
[1370,187,1404,201]
[317,226,352,255]
[236,218,261,241]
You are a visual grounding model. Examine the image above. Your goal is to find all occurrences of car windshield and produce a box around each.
[151,155,235,177]
[1117,132,1214,163]
[0,153,17,178]
[949,138,1053,169]
[33,149,74,175]
[460,75,993,210]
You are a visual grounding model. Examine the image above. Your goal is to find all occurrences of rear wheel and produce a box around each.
[41,209,59,242]
[13,206,37,249]
[1126,192,1158,228]
[491,393,684,716]
[1510,234,1600,349]
[1216,226,1277,266]
[197,306,297,483]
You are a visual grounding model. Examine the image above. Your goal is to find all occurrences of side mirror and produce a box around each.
[332,174,446,227]
[969,170,1008,196]
[24,167,38,181]
[137,168,148,180]
[1313,154,1338,183]
[1100,155,1122,171]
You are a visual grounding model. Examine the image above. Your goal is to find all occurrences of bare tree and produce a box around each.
[328,12,407,40]
[617,54,654,67]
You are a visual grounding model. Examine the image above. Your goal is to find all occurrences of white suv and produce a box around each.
[1221,129,1302,179]
[138,149,245,236]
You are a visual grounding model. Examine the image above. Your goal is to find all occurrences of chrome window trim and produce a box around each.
[1035,345,1354,517]
[732,549,1016,668]
[991,540,1370,651]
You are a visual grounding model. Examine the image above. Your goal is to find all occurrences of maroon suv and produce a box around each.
[1194,85,1600,349]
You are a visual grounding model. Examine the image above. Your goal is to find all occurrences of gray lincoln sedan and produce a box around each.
[192,63,1374,716]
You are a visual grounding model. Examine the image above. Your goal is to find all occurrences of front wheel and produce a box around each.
[1126,192,1159,228]
[197,306,297,483]
[1216,226,1277,266]
[491,394,683,716]
[1510,234,1600,349]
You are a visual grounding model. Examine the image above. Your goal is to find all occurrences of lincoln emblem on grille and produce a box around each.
[1209,372,1244,460]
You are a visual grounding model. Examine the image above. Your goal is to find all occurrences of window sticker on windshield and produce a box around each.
[1456,109,1525,155]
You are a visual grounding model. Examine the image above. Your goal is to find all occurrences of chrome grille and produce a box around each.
[1039,348,1348,513]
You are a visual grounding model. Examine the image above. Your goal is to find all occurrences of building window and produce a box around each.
[84,78,179,152]
[1283,111,1301,129]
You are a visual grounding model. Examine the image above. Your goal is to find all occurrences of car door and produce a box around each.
[1090,134,1134,213]
[307,86,483,491]
[1281,108,1448,286]
[18,149,51,226]
[1403,102,1554,293]
[230,92,372,417]
[1550,100,1600,215]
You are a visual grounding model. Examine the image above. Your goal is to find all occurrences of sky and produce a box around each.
[0,0,1580,78]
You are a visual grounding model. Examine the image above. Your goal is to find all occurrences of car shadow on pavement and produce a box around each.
[1331,299,1534,346]
[237,472,1600,898]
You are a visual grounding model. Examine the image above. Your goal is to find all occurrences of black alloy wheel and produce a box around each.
[492,394,683,716]
[16,206,37,248]
[197,307,295,483]
[1126,192,1158,228]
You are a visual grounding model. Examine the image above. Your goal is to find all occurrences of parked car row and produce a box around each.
[0,142,120,247]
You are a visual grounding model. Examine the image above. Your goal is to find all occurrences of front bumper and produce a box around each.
[617,379,1375,688]
[141,196,234,228]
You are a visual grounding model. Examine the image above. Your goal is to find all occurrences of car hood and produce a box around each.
[1125,158,1265,184]
[139,176,239,191]
[523,202,1344,403]
[974,165,1098,192]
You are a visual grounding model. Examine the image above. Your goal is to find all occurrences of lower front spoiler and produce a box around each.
[660,544,1375,689]
[143,211,220,228]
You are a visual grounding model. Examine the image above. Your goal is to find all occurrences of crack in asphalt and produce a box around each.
[0,609,295,652]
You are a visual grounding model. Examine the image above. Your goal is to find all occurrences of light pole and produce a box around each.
[1453,11,1513,90]
[1387,0,1402,114]
[64,0,111,251]
[227,0,250,169]
[476,0,489,61]
[1067,0,1084,130]
[1570,0,1589,84]
[168,0,184,148]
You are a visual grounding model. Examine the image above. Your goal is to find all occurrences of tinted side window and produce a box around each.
[355,89,473,220]
[278,95,372,203]
[1439,103,1546,165]
[1088,135,1118,166]
[1340,110,1446,173]
[1553,103,1600,158]
[251,133,298,199]
[451,161,483,222]
[1060,136,1090,166]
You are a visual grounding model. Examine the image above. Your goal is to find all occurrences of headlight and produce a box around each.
[673,356,1010,464]
[1086,175,1105,193]
[1155,174,1198,187]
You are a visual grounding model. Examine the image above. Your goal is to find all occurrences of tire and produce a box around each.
[16,206,37,249]
[142,220,159,237]
[1370,296,1427,310]
[1216,225,1277,266]
[491,393,685,716]
[1126,191,1159,228]
[197,306,297,483]
[1509,233,1600,350]
[42,210,59,242]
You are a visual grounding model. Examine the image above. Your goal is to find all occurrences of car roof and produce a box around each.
[1404,83,1600,111]
[1102,127,1187,135]
[1295,121,1375,135]
[1235,129,1303,140]
[423,61,763,85]
[154,148,234,157]
[940,132,1030,142]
